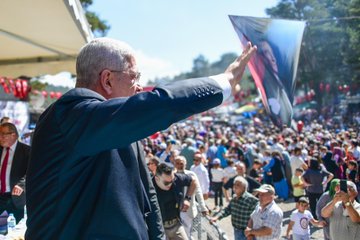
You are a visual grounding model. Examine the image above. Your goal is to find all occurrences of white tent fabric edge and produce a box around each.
[0,0,94,77]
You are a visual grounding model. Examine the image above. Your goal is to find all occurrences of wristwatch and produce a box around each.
[345,201,351,207]
[184,195,192,201]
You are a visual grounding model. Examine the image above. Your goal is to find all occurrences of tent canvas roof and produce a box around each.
[0,0,93,77]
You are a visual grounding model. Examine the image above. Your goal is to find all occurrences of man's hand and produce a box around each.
[209,216,218,223]
[201,209,209,216]
[244,227,253,237]
[225,42,257,95]
[12,185,24,196]
[203,193,208,200]
[181,199,190,212]
[318,220,326,227]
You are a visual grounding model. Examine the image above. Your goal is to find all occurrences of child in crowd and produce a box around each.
[292,168,305,202]
[286,197,324,240]
[223,159,237,200]
[211,158,225,211]
[223,159,237,179]
[347,160,358,183]
[249,159,263,183]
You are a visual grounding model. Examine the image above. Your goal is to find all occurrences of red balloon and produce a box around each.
[319,83,324,92]
[55,92,62,99]
[325,84,330,93]
[42,91,48,98]
[49,91,55,99]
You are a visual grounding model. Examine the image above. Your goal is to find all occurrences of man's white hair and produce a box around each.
[233,176,248,191]
[76,37,134,88]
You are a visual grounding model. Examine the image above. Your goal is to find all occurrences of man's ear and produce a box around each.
[99,70,113,95]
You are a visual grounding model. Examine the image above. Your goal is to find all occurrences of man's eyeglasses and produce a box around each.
[107,70,141,82]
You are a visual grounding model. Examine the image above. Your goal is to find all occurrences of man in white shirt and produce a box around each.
[245,184,283,240]
[190,152,210,200]
[290,146,308,175]
[175,156,208,239]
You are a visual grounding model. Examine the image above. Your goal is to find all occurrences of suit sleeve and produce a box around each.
[56,76,227,156]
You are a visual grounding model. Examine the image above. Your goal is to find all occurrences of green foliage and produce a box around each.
[30,80,48,91]
[80,0,110,37]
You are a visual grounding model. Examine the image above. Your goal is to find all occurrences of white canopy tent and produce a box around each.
[0,0,93,78]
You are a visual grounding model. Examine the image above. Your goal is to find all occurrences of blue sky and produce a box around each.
[89,0,279,85]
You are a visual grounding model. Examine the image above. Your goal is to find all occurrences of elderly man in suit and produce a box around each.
[26,37,256,239]
[0,122,30,223]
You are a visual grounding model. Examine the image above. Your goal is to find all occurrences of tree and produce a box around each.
[80,0,110,37]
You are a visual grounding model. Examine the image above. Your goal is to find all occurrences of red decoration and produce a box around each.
[55,92,62,99]
[297,120,304,133]
[150,132,160,140]
[319,82,324,92]
[49,91,55,99]
[325,84,330,93]
[42,90,48,98]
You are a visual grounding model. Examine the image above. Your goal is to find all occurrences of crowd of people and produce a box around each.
[142,111,360,239]
[0,37,359,240]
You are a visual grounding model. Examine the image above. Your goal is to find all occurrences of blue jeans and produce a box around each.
[234,228,247,240]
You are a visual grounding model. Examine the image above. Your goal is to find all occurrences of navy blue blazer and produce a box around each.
[25,77,224,239]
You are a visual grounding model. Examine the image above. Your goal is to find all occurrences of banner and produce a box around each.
[229,16,305,127]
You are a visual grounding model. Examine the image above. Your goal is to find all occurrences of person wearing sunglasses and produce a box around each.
[153,163,197,239]
[26,37,256,240]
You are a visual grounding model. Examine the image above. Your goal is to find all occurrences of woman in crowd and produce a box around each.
[315,179,340,240]
[302,159,334,219]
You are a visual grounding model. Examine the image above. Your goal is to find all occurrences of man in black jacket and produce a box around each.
[0,122,30,222]
[153,163,196,239]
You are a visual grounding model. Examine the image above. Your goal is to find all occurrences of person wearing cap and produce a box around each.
[211,176,258,240]
[245,184,283,240]
[321,181,360,240]
[286,197,325,240]
[211,158,225,211]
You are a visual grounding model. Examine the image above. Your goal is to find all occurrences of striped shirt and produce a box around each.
[250,200,283,240]
[217,191,258,230]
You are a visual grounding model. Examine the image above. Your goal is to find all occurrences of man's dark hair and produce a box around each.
[156,163,174,176]
[0,122,18,137]
[150,156,160,166]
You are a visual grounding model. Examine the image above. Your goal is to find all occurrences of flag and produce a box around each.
[229,16,305,128]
